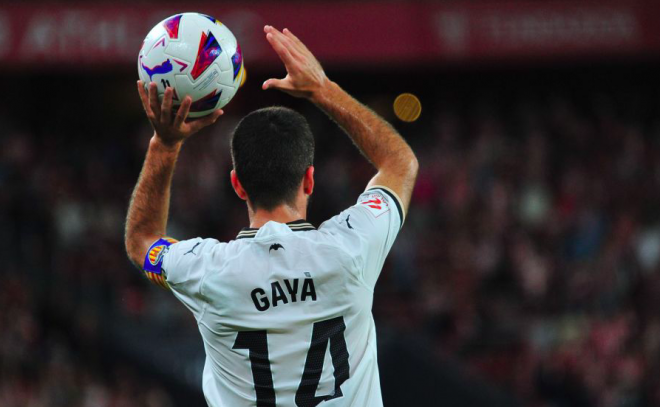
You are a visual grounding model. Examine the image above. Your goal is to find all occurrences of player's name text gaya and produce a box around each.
[251,278,317,312]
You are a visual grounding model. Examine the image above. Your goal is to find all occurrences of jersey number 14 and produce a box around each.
[233,316,350,407]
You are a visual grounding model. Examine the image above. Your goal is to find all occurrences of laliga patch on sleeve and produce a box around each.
[143,237,178,275]
[358,191,390,218]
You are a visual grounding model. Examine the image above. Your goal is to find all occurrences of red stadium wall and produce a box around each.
[0,1,659,69]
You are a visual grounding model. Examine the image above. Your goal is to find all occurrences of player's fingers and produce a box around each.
[188,109,223,133]
[282,28,300,42]
[266,30,293,58]
[174,96,192,128]
[263,78,290,91]
[282,29,320,68]
[269,27,305,61]
[282,28,308,56]
[137,81,156,120]
[160,87,173,124]
[148,82,162,119]
[266,32,297,68]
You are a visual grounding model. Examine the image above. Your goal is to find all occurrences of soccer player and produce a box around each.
[125,25,418,407]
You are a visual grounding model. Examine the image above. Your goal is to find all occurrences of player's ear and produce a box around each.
[303,166,314,195]
[230,169,248,201]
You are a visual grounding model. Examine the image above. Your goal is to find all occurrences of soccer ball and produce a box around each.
[138,12,245,118]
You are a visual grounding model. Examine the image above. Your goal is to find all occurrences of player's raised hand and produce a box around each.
[137,81,223,146]
[262,26,329,101]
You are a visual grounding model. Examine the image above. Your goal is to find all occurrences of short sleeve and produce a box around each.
[319,185,404,288]
[159,237,222,318]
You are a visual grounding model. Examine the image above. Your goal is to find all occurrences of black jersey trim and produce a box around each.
[236,219,316,239]
[367,186,404,229]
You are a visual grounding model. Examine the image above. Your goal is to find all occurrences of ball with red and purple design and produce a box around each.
[138,12,245,118]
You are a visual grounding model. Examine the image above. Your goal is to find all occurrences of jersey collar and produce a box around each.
[236,219,316,239]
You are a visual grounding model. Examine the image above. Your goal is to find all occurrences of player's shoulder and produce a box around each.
[165,236,249,268]
[356,185,404,228]
[318,185,404,236]
[163,236,253,284]
[169,237,219,255]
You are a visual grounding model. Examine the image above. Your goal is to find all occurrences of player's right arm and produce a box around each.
[125,82,222,291]
[262,26,418,217]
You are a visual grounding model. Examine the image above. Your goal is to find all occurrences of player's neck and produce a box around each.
[248,203,307,229]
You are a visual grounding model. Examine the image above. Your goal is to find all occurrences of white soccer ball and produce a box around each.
[138,12,245,118]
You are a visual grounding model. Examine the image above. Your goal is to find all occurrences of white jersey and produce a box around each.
[146,186,404,407]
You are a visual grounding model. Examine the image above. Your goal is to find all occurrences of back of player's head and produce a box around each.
[231,106,315,211]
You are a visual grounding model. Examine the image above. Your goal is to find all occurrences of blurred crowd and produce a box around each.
[386,89,660,407]
[0,274,174,407]
[0,136,174,399]
[1,71,660,407]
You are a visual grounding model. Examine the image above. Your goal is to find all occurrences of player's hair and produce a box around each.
[231,106,315,211]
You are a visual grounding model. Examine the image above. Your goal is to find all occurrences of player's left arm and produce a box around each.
[124,81,222,283]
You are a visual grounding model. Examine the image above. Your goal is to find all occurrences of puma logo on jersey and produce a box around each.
[184,242,201,256]
[251,278,317,312]
[269,243,285,252]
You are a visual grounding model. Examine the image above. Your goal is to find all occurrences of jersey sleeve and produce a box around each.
[319,185,404,289]
[143,236,221,318]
